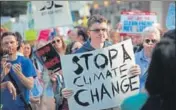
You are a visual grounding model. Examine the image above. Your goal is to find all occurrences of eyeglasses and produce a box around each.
[89,28,107,33]
[144,39,158,44]
[52,39,61,44]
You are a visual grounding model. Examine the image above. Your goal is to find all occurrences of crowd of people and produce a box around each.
[0,14,175,110]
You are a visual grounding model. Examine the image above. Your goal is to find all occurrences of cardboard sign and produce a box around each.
[61,39,140,110]
[166,2,175,30]
[32,1,73,30]
[25,29,38,41]
[120,11,157,35]
[35,43,61,73]
[37,29,51,41]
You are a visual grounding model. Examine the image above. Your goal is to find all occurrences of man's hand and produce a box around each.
[6,81,17,100]
[12,64,22,75]
[128,65,141,75]
[12,63,34,90]
[62,88,74,99]
[30,97,40,104]
[1,60,11,76]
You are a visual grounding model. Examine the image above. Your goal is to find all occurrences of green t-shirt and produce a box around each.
[121,93,148,110]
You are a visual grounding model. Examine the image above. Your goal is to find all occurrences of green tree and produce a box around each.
[0,1,28,17]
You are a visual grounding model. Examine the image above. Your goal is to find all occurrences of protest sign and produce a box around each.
[25,29,38,41]
[37,29,51,41]
[35,43,61,73]
[166,2,175,30]
[120,11,157,36]
[1,17,12,31]
[61,39,140,110]
[32,1,73,30]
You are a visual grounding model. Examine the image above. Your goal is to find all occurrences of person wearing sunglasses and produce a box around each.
[62,14,141,110]
[50,36,69,110]
[135,26,161,92]
[121,37,176,110]
[51,36,66,55]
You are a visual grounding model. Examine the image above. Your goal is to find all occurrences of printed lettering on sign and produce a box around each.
[61,39,140,110]
[34,43,62,73]
[120,11,157,35]
[32,1,73,30]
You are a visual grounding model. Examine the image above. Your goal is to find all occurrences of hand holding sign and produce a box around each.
[61,39,140,110]
[62,88,74,99]
[61,65,141,100]
[128,65,141,76]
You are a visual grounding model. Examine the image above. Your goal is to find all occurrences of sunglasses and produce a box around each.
[89,28,107,33]
[52,39,61,44]
[144,39,158,44]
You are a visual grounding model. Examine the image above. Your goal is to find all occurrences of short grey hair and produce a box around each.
[142,26,160,41]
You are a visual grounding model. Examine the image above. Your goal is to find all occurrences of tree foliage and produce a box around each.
[0,1,28,17]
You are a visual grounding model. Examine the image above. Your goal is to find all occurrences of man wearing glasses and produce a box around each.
[135,26,161,92]
[75,14,111,53]
[62,14,141,110]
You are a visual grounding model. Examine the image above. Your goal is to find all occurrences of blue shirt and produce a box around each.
[135,49,150,91]
[30,77,43,97]
[1,56,36,110]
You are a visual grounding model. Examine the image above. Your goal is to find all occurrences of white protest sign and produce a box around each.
[61,39,140,110]
[120,11,157,35]
[32,1,73,30]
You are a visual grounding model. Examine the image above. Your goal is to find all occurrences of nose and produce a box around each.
[98,30,105,36]
[100,29,105,33]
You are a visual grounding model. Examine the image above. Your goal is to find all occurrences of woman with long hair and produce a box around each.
[51,35,66,55]
[23,42,44,110]
[48,36,68,110]
[23,42,33,59]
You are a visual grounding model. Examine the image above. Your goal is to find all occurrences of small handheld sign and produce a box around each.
[34,43,61,73]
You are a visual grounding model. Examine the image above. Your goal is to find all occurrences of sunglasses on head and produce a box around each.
[52,39,61,44]
[89,28,107,33]
[144,39,157,44]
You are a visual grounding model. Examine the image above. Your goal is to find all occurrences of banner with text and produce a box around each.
[32,1,73,30]
[35,43,62,73]
[61,39,140,110]
[120,11,157,36]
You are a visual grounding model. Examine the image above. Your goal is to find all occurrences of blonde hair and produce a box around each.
[142,26,160,41]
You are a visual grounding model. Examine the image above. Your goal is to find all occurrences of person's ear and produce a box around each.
[16,41,19,49]
[87,31,91,39]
